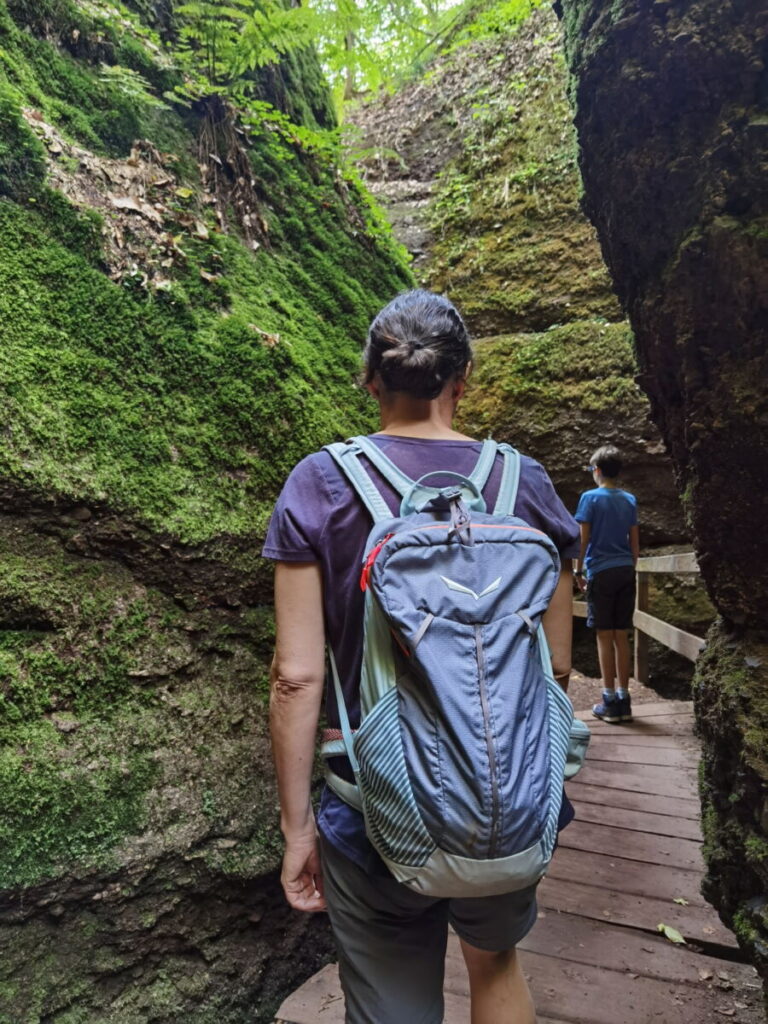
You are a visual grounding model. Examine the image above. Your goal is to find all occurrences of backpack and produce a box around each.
[320,435,589,898]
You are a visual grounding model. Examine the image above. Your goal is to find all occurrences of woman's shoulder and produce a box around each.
[283,448,351,505]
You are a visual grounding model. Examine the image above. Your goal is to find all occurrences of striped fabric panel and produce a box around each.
[542,677,574,856]
[354,687,436,867]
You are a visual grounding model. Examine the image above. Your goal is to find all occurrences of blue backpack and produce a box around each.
[321,436,589,898]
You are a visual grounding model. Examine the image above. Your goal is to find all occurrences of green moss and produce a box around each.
[425,7,618,331]
[457,319,638,436]
[0,80,46,197]
[745,835,768,866]
[0,0,184,157]
[0,0,411,545]
[0,157,408,543]
[0,724,156,888]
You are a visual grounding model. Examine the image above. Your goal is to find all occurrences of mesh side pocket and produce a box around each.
[354,687,436,868]
[542,677,574,858]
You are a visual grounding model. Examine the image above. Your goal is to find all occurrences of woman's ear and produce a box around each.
[365,375,381,399]
[452,361,472,399]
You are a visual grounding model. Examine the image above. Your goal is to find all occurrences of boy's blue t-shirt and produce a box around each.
[574,486,638,578]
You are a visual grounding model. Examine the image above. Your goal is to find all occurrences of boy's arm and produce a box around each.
[270,561,327,913]
[629,524,640,566]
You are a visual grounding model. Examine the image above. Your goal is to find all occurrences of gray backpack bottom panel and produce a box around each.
[380,839,548,898]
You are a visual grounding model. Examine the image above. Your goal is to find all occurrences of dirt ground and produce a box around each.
[567,669,673,715]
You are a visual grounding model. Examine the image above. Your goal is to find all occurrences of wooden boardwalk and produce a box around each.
[275,702,763,1024]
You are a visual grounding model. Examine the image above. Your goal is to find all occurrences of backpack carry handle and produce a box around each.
[400,471,486,516]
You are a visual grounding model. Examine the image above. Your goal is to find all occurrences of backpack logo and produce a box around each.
[440,575,502,601]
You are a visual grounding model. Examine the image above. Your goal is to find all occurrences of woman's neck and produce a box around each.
[375,392,473,440]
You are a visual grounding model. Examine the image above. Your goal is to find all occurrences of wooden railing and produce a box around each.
[572,552,706,684]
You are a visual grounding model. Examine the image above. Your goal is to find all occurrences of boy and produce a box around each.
[574,446,639,723]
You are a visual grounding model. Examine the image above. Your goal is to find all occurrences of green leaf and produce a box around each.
[658,923,686,944]
[673,897,690,906]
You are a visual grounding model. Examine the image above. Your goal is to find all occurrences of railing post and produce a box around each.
[634,570,649,684]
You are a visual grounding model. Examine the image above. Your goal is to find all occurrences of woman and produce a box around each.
[264,290,579,1024]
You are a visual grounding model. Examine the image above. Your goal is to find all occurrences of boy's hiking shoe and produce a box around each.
[617,694,633,722]
[592,697,622,723]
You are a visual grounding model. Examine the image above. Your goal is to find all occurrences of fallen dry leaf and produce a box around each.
[108,194,163,224]
[248,323,280,346]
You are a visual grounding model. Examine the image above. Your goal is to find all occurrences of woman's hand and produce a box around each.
[281,830,326,913]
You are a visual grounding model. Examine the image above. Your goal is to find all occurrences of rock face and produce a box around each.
[459,322,681,544]
[349,5,686,543]
[558,0,768,992]
[0,2,410,1020]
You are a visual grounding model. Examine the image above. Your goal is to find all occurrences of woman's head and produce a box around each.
[363,290,472,400]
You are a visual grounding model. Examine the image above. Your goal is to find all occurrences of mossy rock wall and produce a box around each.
[349,3,686,543]
[558,0,768,995]
[0,2,411,1019]
[456,321,682,544]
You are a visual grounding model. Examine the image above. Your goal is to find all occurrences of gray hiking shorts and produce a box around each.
[320,834,538,1024]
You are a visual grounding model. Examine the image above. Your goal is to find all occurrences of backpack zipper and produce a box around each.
[474,624,500,858]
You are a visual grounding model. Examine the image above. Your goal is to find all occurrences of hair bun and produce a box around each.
[363,290,472,400]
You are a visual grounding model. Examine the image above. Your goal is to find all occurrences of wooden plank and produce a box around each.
[575,763,698,800]
[584,714,697,734]
[576,700,694,720]
[445,943,748,1024]
[275,964,344,1024]
[515,949,745,1024]
[567,781,701,820]
[547,847,707,906]
[573,801,702,841]
[633,609,706,663]
[516,911,744,983]
[636,552,699,574]
[536,877,738,949]
[579,729,696,747]
[560,821,704,871]
[585,741,693,767]
[276,962,571,1024]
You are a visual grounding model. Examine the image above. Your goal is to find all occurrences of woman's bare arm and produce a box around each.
[270,561,327,912]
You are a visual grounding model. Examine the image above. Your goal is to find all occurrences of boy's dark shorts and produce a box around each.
[587,565,636,630]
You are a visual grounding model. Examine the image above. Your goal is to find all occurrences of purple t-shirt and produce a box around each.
[263,435,580,871]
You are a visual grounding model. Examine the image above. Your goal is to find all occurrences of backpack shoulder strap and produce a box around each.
[494,443,522,515]
[349,435,414,497]
[469,438,498,493]
[325,441,392,523]
[353,433,498,496]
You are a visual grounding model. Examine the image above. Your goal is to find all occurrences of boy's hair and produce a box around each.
[590,445,623,478]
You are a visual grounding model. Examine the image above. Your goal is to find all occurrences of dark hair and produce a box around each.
[590,445,623,478]
[363,289,473,400]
